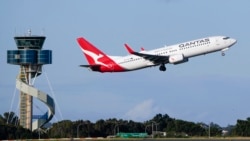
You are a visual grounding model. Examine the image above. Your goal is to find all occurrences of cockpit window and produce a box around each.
[223,37,230,40]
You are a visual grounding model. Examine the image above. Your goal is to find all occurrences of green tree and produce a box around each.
[0,112,19,126]
[234,118,250,136]
[48,120,73,138]
[209,122,222,137]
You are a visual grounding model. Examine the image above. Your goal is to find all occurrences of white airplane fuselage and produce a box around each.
[112,36,236,71]
[77,36,236,72]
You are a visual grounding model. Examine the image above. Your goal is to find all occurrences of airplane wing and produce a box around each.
[79,64,102,71]
[124,44,169,64]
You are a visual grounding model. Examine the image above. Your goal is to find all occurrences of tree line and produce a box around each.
[0,112,250,139]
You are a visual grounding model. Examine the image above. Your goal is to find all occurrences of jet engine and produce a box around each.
[169,54,188,64]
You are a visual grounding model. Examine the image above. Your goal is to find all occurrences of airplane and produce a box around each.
[76,36,237,73]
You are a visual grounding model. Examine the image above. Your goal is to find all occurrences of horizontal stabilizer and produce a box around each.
[80,65,91,67]
[79,64,102,72]
[79,64,101,68]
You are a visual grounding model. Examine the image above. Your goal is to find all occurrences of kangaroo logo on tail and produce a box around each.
[77,37,111,67]
[77,37,125,72]
[81,48,108,67]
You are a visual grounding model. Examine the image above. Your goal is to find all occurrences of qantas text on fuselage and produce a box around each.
[76,36,237,73]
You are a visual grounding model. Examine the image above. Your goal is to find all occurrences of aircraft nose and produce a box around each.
[231,38,237,45]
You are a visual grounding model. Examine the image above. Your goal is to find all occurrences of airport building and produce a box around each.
[7,31,55,131]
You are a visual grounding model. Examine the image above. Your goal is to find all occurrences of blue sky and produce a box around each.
[1,0,250,127]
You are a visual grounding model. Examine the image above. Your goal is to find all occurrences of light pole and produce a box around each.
[114,124,118,136]
[77,123,85,138]
[151,121,158,138]
[145,124,151,133]
[208,123,210,139]
[152,122,154,138]
[114,121,122,136]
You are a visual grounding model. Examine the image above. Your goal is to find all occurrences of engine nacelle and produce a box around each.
[169,54,188,64]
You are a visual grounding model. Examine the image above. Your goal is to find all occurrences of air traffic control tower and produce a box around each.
[7,31,55,131]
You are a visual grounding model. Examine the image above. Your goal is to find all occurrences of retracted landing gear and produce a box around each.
[159,64,166,71]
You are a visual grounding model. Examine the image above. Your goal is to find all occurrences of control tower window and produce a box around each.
[16,40,41,46]
[15,39,45,49]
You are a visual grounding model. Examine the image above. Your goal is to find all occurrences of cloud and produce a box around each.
[124,99,159,121]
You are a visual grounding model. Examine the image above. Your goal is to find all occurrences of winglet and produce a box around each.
[124,44,135,54]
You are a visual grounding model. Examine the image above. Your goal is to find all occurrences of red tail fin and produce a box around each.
[77,37,113,65]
